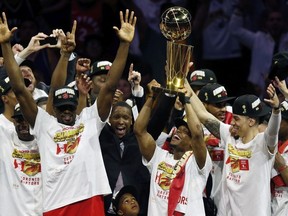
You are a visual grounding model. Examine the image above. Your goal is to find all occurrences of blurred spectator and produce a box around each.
[80,34,105,63]
[0,0,42,28]
[40,0,71,32]
[71,0,102,53]
[229,6,288,98]
[192,0,246,97]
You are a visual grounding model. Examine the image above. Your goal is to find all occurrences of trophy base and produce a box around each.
[152,86,185,97]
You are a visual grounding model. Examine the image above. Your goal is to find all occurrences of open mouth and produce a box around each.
[171,134,181,142]
[115,127,126,137]
[24,78,32,87]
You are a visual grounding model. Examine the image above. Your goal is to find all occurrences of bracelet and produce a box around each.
[278,165,288,173]
[184,96,191,104]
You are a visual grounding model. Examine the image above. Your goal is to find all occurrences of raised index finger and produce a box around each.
[129,63,134,74]
[71,20,77,35]
[1,12,7,25]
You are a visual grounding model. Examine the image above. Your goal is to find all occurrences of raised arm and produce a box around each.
[46,23,77,115]
[0,12,37,127]
[264,83,281,153]
[14,32,50,63]
[186,79,221,138]
[183,85,207,169]
[134,80,161,161]
[97,9,137,121]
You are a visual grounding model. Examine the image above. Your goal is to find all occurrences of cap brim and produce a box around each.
[88,70,109,77]
[54,101,78,108]
[174,118,188,128]
[255,105,271,117]
[11,113,23,119]
[189,81,207,86]
[246,103,271,117]
[214,96,235,103]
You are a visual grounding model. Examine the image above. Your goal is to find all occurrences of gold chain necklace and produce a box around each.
[171,151,193,179]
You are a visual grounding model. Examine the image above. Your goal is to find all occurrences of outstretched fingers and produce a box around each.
[129,11,137,27]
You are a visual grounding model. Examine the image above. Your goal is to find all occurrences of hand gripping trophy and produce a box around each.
[157,6,193,94]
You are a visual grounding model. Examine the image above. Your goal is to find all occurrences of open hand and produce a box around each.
[264,83,279,108]
[113,9,137,43]
[0,12,17,43]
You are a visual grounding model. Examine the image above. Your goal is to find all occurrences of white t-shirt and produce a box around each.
[143,146,212,215]
[0,114,14,132]
[31,102,111,212]
[271,144,288,216]
[32,88,48,101]
[203,126,224,207]
[0,127,42,215]
[218,123,276,216]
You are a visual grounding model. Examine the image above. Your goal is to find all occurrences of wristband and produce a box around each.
[278,165,288,173]
[179,94,190,104]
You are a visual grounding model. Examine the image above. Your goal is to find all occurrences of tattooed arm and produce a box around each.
[185,81,221,139]
[203,118,221,139]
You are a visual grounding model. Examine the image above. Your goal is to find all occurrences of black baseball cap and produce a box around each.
[174,116,188,129]
[232,95,271,117]
[88,61,112,77]
[112,185,138,214]
[280,100,288,120]
[189,69,217,86]
[269,52,288,81]
[53,86,78,108]
[19,59,35,71]
[0,76,12,96]
[198,83,235,104]
[11,103,23,119]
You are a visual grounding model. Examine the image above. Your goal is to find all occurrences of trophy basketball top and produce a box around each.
[160,6,192,42]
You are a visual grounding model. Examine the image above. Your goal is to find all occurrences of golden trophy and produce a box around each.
[154,6,193,95]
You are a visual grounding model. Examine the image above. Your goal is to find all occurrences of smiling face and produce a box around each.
[204,102,227,122]
[13,116,34,141]
[54,105,77,126]
[109,105,133,139]
[170,125,192,152]
[230,114,255,138]
[20,65,36,93]
[117,193,140,216]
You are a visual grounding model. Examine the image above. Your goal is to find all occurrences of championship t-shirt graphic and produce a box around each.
[12,146,41,185]
[226,144,251,173]
[54,123,84,164]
